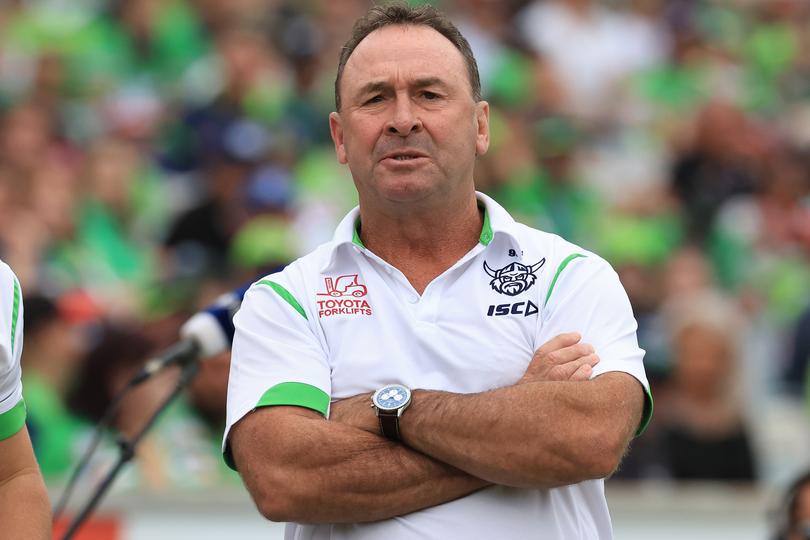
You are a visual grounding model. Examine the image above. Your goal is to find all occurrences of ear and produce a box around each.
[474,100,490,157]
[329,112,348,164]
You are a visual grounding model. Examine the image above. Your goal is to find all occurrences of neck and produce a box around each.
[357,192,483,293]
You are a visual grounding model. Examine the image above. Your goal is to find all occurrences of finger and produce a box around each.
[544,343,596,365]
[534,332,581,358]
[553,353,600,380]
[569,363,593,381]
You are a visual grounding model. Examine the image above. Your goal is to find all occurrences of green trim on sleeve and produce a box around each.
[255,382,330,416]
[543,253,586,307]
[635,385,654,437]
[0,399,26,441]
[256,280,308,320]
[223,444,237,470]
[223,382,331,471]
[479,207,493,245]
[10,277,20,354]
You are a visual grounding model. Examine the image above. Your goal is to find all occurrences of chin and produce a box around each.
[375,176,437,203]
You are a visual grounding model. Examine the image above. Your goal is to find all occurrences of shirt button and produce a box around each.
[408,295,419,304]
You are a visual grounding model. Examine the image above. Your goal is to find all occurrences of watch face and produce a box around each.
[373,384,411,411]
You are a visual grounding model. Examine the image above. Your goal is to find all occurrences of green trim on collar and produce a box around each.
[544,253,587,307]
[256,280,308,320]
[352,204,492,247]
[0,399,26,441]
[223,382,331,470]
[636,385,654,437]
[479,206,493,245]
[10,277,20,354]
[352,219,366,248]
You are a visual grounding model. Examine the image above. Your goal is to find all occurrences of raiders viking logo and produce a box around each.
[483,258,546,297]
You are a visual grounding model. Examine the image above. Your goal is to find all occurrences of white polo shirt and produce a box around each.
[226,192,652,540]
[0,260,25,441]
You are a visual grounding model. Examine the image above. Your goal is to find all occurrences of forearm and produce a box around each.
[0,468,52,540]
[401,374,643,488]
[231,407,488,524]
[0,427,51,540]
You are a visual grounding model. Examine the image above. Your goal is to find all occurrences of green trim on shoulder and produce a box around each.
[543,253,587,307]
[352,218,366,248]
[0,399,26,441]
[255,382,330,416]
[256,280,308,320]
[479,207,493,245]
[635,385,654,437]
[10,277,20,354]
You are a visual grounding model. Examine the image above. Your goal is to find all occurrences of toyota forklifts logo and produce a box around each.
[317,274,372,318]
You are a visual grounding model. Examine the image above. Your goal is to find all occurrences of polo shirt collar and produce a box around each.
[323,191,521,271]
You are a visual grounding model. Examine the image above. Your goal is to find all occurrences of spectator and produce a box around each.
[658,292,757,481]
[671,101,765,244]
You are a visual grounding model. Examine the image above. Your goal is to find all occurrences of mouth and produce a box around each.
[380,149,429,163]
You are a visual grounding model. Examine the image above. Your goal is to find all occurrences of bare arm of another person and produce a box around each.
[0,426,52,540]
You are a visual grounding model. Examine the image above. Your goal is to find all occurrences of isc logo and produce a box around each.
[487,300,539,317]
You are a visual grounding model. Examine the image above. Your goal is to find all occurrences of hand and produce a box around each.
[329,392,379,434]
[518,332,599,384]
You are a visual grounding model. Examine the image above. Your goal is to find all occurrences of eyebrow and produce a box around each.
[353,77,450,101]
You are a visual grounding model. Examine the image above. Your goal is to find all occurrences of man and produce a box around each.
[226,5,652,539]
[0,260,52,539]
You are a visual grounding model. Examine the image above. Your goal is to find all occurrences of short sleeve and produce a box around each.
[0,261,25,440]
[538,254,653,435]
[223,274,330,469]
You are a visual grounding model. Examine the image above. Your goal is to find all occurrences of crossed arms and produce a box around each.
[229,333,645,524]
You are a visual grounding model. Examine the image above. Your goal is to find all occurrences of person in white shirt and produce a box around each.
[226,5,651,539]
[0,260,51,539]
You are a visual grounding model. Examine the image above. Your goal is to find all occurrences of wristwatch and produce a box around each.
[371,384,412,442]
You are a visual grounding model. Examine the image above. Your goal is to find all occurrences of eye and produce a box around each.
[422,91,440,100]
[364,95,384,105]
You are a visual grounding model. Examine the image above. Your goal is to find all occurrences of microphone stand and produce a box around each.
[60,360,201,540]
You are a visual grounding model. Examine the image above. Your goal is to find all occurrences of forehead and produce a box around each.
[342,24,470,95]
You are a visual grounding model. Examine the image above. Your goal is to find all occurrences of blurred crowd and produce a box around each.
[2,0,810,496]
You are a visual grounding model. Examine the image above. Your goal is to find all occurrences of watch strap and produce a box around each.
[378,409,401,441]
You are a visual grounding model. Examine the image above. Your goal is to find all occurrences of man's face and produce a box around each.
[330,25,489,205]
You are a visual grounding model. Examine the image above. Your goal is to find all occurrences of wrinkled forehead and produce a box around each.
[341,24,470,94]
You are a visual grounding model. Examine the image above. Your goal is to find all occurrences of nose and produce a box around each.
[385,95,422,136]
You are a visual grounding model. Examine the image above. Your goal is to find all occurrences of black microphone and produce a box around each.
[131,281,253,384]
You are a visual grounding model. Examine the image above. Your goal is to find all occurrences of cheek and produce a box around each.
[435,115,478,152]
[344,123,381,159]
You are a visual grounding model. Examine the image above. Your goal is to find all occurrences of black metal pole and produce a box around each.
[60,360,201,540]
